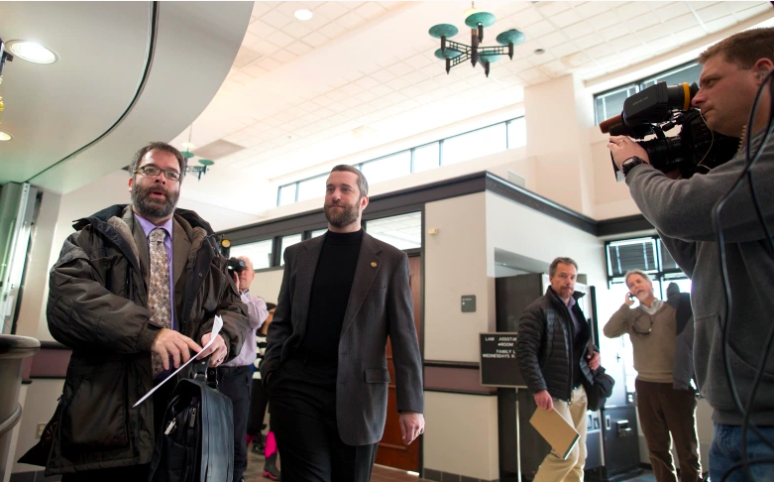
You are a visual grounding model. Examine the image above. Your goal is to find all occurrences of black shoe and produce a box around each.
[263,453,281,481]
[252,442,265,455]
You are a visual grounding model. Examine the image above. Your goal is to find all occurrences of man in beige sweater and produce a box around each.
[604,270,701,482]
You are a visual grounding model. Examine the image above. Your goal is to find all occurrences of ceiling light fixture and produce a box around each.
[294,9,313,21]
[7,40,57,64]
[0,131,12,141]
[429,2,525,77]
[180,125,214,180]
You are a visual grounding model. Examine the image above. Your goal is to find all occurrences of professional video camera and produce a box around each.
[600,81,739,179]
[217,237,246,274]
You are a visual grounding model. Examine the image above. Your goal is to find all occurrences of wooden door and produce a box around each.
[375,255,422,471]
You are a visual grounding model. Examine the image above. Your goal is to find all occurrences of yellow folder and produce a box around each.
[529,407,580,460]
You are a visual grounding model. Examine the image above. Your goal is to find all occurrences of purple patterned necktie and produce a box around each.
[149,228,171,375]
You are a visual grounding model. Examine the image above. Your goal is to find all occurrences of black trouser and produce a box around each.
[61,378,176,482]
[248,377,270,436]
[215,365,252,482]
[270,358,378,482]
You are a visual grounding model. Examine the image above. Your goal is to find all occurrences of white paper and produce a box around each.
[133,315,224,407]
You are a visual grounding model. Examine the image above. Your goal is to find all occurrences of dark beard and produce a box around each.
[324,201,359,228]
[131,182,178,220]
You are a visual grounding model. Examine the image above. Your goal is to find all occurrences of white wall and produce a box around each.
[249,268,284,304]
[424,392,500,481]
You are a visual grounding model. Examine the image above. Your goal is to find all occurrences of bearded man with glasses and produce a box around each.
[604,270,701,482]
[30,142,249,481]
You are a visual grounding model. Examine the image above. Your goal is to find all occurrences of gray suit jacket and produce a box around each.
[261,231,423,445]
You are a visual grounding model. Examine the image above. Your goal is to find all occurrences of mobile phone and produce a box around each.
[628,293,636,300]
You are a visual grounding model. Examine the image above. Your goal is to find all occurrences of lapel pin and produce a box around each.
[371,261,378,268]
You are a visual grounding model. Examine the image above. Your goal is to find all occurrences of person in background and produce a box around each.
[246,302,282,480]
[219,256,269,482]
[516,257,601,482]
[604,271,701,482]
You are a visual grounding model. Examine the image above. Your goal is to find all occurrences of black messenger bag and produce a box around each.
[148,357,234,482]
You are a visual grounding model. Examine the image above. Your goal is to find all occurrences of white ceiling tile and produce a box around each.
[326,89,348,102]
[252,2,273,17]
[521,20,556,38]
[736,3,774,18]
[403,71,427,85]
[387,62,414,77]
[535,1,571,17]
[355,2,386,20]
[267,30,296,48]
[637,23,672,43]
[585,11,619,31]
[549,42,579,59]
[573,1,617,19]
[339,96,360,108]
[536,31,567,49]
[233,46,264,69]
[607,34,642,53]
[339,82,365,96]
[551,9,584,28]
[729,1,766,14]
[355,90,378,103]
[615,2,653,21]
[355,76,380,90]
[530,50,557,66]
[315,2,350,21]
[242,64,270,78]
[687,2,721,10]
[654,2,692,21]
[599,23,631,42]
[286,41,313,56]
[303,31,330,48]
[506,8,544,27]
[705,16,738,33]
[386,77,411,91]
[318,21,347,38]
[370,84,393,97]
[370,69,397,83]
[648,35,678,55]
[297,10,332,30]
[272,49,298,64]
[256,56,283,70]
[561,21,595,39]
[405,54,431,70]
[573,32,605,50]
[585,43,617,60]
[262,9,295,29]
[252,39,282,57]
[336,11,366,30]
[696,3,734,23]
[626,14,661,33]
[282,21,313,39]
[247,19,277,38]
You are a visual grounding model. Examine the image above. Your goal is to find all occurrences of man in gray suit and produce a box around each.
[261,165,424,482]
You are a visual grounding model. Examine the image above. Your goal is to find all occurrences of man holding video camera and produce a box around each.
[219,255,269,482]
[608,28,774,480]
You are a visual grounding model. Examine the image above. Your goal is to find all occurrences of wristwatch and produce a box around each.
[621,156,648,176]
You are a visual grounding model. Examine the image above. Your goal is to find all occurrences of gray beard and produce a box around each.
[131,182,178,220]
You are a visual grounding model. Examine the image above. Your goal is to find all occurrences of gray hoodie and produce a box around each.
[626,128,774,425]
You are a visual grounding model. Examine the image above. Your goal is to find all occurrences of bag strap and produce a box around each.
[191,355,219,389]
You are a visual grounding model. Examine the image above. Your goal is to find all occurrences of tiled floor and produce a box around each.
[243,447,656,482]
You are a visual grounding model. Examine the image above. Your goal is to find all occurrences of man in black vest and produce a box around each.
[516,257,600,482]
[261,165,424,482]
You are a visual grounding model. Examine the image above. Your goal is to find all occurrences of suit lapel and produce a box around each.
[172,219,190,286]
[295,235,325,336]
[124,208,150,288]
[341,232,382,336]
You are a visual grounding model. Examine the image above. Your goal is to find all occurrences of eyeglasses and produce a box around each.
[134,165,181,182]
[632,313,654,335]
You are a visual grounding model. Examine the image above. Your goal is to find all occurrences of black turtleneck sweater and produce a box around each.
[297,229,363,366]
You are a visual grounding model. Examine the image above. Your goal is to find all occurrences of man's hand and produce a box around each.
[399,412,425,445]
[625,292,635,307]
[198,332,228,367]
[151,328,202,370]
[534,390,554,411]
[232,272,240,293]
[587,350,601,371]
[608,136,650,170]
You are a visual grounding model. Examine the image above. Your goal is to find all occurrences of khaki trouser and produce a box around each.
[534,385,588,482]
[636,379,702,482]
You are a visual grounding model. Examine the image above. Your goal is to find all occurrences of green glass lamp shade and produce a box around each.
[465,11,496,28]
[496,29,526,46]
[181,150,195,159]
[479,52,501,63]
[198,159,214,166]
[429,24,459,39]
[435,48,462,60]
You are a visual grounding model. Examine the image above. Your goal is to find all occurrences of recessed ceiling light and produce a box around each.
[7,40,57,64]
[0,131,13,141]
[534,48,546,55]
[294,9,313,21]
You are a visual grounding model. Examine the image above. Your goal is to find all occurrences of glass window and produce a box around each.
[365,212,421,250]
[229,239,273,270]
[606,237,659,277]
[361,151,411,185]
[279,234,303,265]
[594,84,638,126]
[297,175,327,202]
[278,184,297,206]
[442,123,507,166]
[642,62,702,90]
[412,142,440,173]
[507,117,527,149]
[310,229,327,238]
